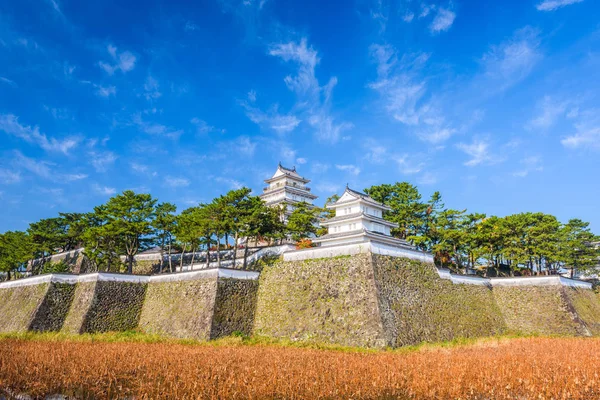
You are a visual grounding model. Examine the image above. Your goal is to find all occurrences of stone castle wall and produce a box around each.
[1,253,600,348]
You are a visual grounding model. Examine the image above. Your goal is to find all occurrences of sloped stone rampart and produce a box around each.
[81,281,147,333]
[139,278,218,340]
[253,254,387,348]
[0,283,50,333]
[493,286,584,336]
[371,255,507,347]
[565,288,600,335]
[29,283,76,332]
[211,279,259,339]
[61,282,98,334]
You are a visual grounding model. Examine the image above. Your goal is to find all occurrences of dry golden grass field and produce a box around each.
[1,336,600,399]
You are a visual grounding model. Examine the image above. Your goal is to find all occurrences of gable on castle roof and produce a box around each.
[332,187,392,211]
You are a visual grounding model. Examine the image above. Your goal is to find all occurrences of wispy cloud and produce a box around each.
[481,27,542,90]
[536,0,583,11]
[429,8,456,34]
[98,44,136,75]
[164,176,190,188]
[394,154,425,174]
[527,96,569,130]
[190,118,225,135]
[143,75,161,101]
[513,155,544,177]
[239,101,300,134]
[88,151,117,172]
[215,177,244,189]
[456,138,503,167]
[561,109,600,150]
[95,85,116,97]
[132,114,183,139]
[0,168,21,184]
[92,184,116,196]
[13,151,52,178]
[335,164,361,175]
[0,77,16,87]
[369,44,456,144]
[0,114,80,154]
[267,38,352,143]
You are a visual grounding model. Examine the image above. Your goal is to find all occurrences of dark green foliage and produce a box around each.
[211,279,259,339]
[29,283,76,332]
[82,282,147,333]
[287,202,319,241]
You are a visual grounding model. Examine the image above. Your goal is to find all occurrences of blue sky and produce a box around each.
[0,0,599,232]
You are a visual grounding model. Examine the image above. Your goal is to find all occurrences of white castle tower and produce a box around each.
[259,163,317,221]
[314,186,413,248]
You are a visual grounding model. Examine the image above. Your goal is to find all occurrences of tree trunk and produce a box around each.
[216,231,221,268]
[190,245,196,271]
[167,234,173,273]
[7,270,11,281]
[179,244,187,271]
[159,234,165,274]
[243,243,249,270]
[128,254,134,274]
[232,231,239,268]
[206,237,211,269]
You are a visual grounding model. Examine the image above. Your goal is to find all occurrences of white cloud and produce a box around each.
[308,114,353,143]
[0,168,21,184]
[269,38,320,97]
[92,184,116,196]
[417,172,438,185]
[311,162,330,174]
[13,151,52,178]
[164,176,190,188]
[226,136,256,157]
[456,138,501,167]
[296,157,307,164]
[247,90,257,102]
[89,151,117,172]
[47,0,61,13]
[184,21,199,31]
[133,114,183,139]
[394,154,425,174]
[0,114,80,154]
[143,76,161,101]
[429,8,456,34]
[316,182,342,194]
[481,27,542,90]
[561,109,600,150]
[240,102,301,134]
[369,46,430,126]
[63,173,88,182]
[0,77,16,87]
[268,38,352,143]
[99,45,136,75]
[527,96,569,130]
[363,139,388,164]
[513,155,544,177]
[417,127,456,144]
[215,177,243,189]
[536,0,583,11]
[96,85,116,97]
[190,118,225,134]
[335,164,361,175]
